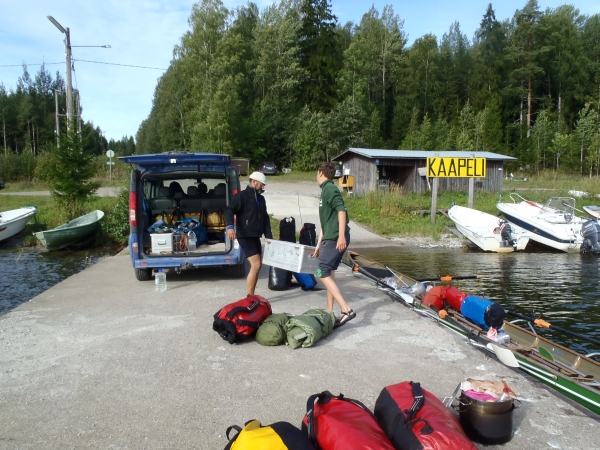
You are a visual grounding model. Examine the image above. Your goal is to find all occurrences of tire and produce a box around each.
[135,268,152,281]
[231,263,246,278]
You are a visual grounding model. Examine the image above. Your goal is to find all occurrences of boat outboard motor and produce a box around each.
[581,219,600,254]
[499,220,517,250]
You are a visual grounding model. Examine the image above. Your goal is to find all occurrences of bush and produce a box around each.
[102,188,130,244]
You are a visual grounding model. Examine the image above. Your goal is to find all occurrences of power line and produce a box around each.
[0,62,63,67]
[74,59,167,70]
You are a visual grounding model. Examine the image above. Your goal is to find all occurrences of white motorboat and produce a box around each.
[583,205,600,219]
[448,205,530,252]
[0,207,37,243]
[497,194,585,252]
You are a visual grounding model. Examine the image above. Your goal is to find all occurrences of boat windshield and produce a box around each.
[541,197,576,214]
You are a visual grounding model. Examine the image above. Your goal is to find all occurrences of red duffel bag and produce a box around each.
[302,391,395,450]
[213,295,272,344]
[374,381,476,450]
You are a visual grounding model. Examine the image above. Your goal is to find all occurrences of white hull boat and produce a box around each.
[0,207,37,242]
[583,205,600,219]
[448,205,530,252]
[497,194,585,252]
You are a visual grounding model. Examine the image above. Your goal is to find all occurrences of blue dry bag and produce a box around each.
[293,272,317,291]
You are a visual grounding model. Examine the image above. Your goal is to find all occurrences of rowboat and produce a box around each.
[0,207,37,243]
[344,251,600,416]
[34,210,104,251]
[497,194,585,252]
[447,205,530,252]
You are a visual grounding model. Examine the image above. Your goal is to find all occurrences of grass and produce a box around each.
[344,171,600,240]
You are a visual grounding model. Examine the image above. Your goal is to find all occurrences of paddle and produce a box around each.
[487,343,520,368]
[507,310,600,347]
[416,275,487,282]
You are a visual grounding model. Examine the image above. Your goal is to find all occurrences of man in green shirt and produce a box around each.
[314,162,355,327]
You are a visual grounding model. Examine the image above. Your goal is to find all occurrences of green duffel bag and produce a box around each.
[304,308,336,336]
[256,313,290,346]
[285,309,336,349]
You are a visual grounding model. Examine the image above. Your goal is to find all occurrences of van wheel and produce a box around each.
[231,263,245,278]
[135,268,152,281]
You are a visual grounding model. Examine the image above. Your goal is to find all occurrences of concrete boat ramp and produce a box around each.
[0,252,598,449]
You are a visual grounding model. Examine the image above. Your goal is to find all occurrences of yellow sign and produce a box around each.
[426,157,486,178]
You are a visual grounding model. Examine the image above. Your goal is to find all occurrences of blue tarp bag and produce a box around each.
[293,272,317,291]
[460,295,505,329]
[175,218,207,245]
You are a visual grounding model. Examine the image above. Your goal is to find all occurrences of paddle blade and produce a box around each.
[487,343,520,368]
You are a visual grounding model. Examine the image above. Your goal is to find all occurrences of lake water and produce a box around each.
[0,245,112,316]
[356,246,600,356]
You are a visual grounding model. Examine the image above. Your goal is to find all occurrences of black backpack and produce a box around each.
[280,217,296,243]
[299,223,316,246]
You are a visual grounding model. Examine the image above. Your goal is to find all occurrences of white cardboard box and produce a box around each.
[151,233,173,253]
[262,239,318,274]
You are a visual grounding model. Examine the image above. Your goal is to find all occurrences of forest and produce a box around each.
[2,0,599,182]
[136,0,600,175]
[0,65,135,181]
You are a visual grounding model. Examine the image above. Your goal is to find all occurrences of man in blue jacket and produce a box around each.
[225,172,273,296]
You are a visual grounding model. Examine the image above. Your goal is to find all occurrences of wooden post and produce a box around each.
[468,178,474,208]
[431,177,438,224]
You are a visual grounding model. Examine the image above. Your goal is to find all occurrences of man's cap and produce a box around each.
[249,171,267,185]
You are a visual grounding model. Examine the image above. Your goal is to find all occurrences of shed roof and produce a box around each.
[334,148,516,161]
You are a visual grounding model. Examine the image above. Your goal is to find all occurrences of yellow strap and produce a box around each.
[440,276,452,282]
[534,318,551,328]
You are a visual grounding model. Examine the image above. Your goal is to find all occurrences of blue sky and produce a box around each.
[2,0,599,142]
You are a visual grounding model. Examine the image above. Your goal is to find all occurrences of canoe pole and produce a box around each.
[416,275,486,282]
[507,310,600,347]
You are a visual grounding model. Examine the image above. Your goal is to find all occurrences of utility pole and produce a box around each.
[47,16,73,125]
[54,90,60,147]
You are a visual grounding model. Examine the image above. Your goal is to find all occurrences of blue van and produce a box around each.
[119,151,244,281]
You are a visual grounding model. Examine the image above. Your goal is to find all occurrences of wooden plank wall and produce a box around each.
[339,155,505,195]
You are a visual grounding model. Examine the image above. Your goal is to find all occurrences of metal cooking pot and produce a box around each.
[459,404,515,445]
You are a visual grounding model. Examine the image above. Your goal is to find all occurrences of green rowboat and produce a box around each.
[345,251,600,416]
[34,210,104,251]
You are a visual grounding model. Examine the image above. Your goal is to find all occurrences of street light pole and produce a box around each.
[47,16,73,125]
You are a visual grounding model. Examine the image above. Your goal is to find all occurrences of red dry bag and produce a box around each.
[213,295,272,344]
[374,381,476,450]
[302,391,395,450]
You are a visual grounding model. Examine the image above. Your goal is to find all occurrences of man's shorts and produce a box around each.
[237,237,262,258]
[316,233,350,278]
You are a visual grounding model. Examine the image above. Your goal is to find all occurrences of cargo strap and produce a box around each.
[387,382,433,436]
[404,381,425,421]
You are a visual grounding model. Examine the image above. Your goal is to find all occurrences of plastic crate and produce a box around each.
[262,239,318,274]
[151,233,173,253]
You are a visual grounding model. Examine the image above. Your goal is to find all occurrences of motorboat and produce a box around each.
[0,207,37,243]
[34,210,104,251]
[496,194,585,252]
[448,205,530,252]
[583,205,600,219]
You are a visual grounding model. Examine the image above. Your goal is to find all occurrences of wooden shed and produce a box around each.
[332,149,516,196]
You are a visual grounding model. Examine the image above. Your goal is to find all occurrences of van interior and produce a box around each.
[140,172,234,255]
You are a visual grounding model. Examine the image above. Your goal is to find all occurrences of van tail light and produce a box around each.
[232,189,238,195]
[129,192,137,226]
